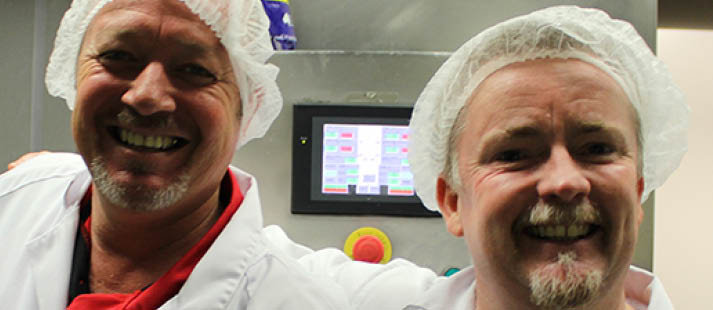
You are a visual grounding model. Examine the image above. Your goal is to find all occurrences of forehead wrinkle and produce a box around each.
[89,27,152,49]
[107,25,217,54]
[89,2,221,55]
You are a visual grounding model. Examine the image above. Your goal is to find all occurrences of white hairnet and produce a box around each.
[45,0,281,149]
[409,5,689,211]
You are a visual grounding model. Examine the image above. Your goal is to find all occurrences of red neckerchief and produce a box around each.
[67,170,244,310]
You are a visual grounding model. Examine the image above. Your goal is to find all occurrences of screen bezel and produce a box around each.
[292,104,439,217]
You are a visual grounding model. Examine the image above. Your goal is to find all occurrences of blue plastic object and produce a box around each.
[261,0,297,50]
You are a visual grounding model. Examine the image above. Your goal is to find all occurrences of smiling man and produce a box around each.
[435,58,645,309]
[0,0,346,309]
[402,6,688,310]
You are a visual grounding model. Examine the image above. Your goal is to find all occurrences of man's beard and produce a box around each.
[90,156,190,212]
[528,251,603,309]
[523,200,604,309]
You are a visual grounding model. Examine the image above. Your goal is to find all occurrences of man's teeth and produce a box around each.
[530,224,591,240]
[119,129,178,150]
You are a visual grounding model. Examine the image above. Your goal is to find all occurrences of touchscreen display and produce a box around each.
[292,104,437,216]
[321,123,414,197]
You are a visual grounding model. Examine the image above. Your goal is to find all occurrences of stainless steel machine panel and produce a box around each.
[290,0,656,52]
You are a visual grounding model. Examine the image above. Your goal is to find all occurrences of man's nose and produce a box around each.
[536,146,591,203]
[122,62,176,115]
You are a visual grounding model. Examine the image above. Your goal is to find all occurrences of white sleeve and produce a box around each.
[262,224,437,310]
[262,225,315,258]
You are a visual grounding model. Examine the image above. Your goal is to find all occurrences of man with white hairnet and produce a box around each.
[285,5,688,310]
[406,5,686,310]
[0,0,348,309]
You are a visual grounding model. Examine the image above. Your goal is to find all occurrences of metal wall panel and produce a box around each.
[40,0,75,153]
[0,0,35,168]
[290,0,657,51]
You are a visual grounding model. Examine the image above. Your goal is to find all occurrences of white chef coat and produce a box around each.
[0,153,348,310]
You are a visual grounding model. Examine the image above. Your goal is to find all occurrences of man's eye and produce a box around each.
[494,150,528,162]
[584,143,615,155]
[98,50,136,62]
[177,64,217,83]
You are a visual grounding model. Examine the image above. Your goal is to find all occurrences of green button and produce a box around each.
[444,267,460,277]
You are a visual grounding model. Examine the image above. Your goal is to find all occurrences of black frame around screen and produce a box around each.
[291,104,439,217]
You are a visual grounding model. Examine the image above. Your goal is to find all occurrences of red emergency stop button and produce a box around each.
[352,235,384,263]
[344,227,392,264]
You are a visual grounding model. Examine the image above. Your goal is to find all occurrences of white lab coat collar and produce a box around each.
[162,167,264,309]
[626,265,674,310]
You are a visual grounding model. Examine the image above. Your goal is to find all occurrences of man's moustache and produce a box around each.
[117,108,176,130]
[515,199,602,231]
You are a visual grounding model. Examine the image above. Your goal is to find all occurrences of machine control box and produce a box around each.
[292,104,439,217]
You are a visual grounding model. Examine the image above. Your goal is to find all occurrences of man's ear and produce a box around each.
[437,176,464,237]
[637,176,645,225]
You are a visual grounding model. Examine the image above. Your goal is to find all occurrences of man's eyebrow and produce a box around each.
[476,125,543,156]
[577,122,607,133]
[503,126,541,138]
[173,38,217,57]
[102,28,146,43]
[574,122,624,137]
[97,28,218,57]
[480,126,543,147]
[571,121,628,144]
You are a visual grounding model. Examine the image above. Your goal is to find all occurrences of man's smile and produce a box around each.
[524,223,601,242]
[108,126,189,152]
